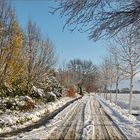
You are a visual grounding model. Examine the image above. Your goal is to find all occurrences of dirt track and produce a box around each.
[3,94,127,140]
[46,94,127,140]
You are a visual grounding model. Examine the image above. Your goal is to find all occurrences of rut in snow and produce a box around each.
[3,94,127,140]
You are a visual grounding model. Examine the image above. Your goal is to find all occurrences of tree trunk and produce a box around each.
[129,75,133,114]
[109,84,112,102]
[77,83,83,95]
[0,61,9,88]
[103,92,106,99]
[106,92,108,100]
[115,78,119,105]
[104,85,108,100]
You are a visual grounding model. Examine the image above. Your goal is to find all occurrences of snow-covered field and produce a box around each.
[111,93,140,111]
[100,93,140,111]
[0,97,74,134]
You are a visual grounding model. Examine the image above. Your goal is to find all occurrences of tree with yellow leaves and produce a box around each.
[0,20,24,91]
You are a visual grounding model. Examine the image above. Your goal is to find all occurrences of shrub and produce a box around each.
[45,92,57,102]
[67,85,76,97]
[19,96,36,111]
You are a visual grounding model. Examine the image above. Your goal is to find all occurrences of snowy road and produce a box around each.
[4,94,127,139]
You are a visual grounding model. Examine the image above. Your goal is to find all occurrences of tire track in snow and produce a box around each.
[93,95,127,140]
[63,100,87,139]
[93,96,111,139]
[6,94,127,140]
[80,95,95,139]
[48,96,88,140]
[0,97,82,138]
[48,100,82,139]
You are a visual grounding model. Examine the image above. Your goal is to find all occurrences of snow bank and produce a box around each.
[0,97,74,134]
[96,95,140,139]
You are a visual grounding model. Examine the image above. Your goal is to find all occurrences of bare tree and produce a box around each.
[108,44,124,105]
[67,59,97,93]
[100,56,114,101]
[0,0,15,51]
[25,20,40,93]
[57,60,69,87]
[25,20,56,94]
[0,0,16,86]
[32,40,56,86]
[54,0,140,40]
[113,34,140,114]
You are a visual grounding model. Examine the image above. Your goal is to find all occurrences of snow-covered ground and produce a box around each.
[12,95,94,139]
[100,93,140,112]
[1,93,139,139]
[0,97,74,134]
[113,93,140,111]
[8,94,125,140]
[96,94,140,139]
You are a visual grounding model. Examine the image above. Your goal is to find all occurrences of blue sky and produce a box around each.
[12,0,108,66]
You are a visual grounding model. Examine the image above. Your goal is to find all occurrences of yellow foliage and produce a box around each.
[0,20,25,86]
[0,20,4,37]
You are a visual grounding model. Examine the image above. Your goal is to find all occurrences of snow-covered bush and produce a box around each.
[39,76,62,93]
[16,116,32,125]
[0,83,13,97]
[0,72,64,113]
[0,80,27,97]
[53,91,62,98]
[0,96,36,113]
[0,97,19,112]
[18,96,36,111]
[45,92,57,102]
[37,75,63,99]
[30,86,44,98]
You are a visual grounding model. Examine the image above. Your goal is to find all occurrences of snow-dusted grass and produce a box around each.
[96,94,140,139]
[0,97,74,134]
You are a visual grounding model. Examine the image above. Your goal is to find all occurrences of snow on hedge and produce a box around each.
[0,96,73,134]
